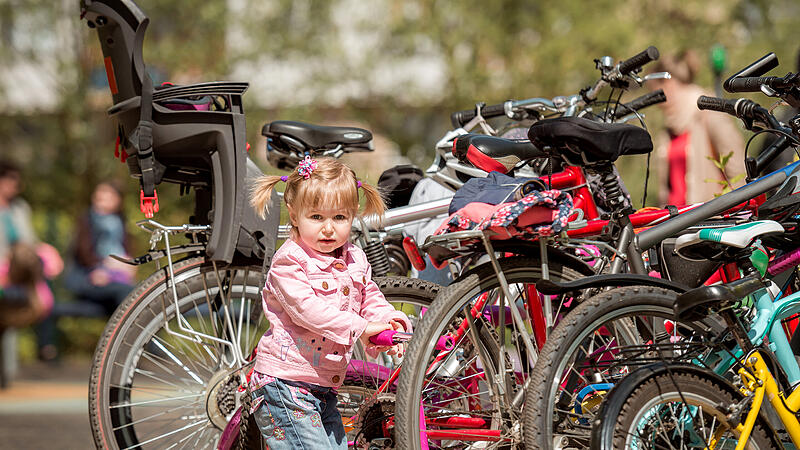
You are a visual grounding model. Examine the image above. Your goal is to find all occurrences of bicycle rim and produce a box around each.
[396,257,584,449]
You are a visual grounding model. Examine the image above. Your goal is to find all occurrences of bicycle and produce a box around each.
[76,2,448,449]
[521,52,800,449]
[395,52,800,449]
[79,2,671,447]
[590,218,800,449]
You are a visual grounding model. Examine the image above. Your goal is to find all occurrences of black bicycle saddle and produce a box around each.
[528,117,653,166]
[262,121,372,150]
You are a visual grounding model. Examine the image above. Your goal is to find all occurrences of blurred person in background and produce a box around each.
[64,180,135,314]
[0,160,61,379]
[650,50,746,206]
[38,181,135,361]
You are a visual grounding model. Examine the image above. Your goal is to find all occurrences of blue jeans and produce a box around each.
[249,374,347,449]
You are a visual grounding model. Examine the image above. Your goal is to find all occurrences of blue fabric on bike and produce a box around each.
[449,171,537,215]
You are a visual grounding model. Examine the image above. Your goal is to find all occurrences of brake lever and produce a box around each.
[643,72,672,82]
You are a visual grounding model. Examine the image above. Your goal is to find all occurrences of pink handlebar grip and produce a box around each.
[368,330,451,351]
[369,330,398,346]
[436,335,455,351]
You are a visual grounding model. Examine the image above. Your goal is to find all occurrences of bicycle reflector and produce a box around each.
[402,236,427,271]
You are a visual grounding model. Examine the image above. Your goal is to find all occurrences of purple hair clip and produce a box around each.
[297,156,317,179]
[280,176,288,182]
[357,181,362,189]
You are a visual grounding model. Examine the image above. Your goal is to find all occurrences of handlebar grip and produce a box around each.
[450,102,507,128]
[450,110,475,128]
[724,53,779,91]
[696,96,737,116]
[614,89,666,118]
[369,330,398,347]
[436,336,455,351]
[725,76,779,93]
[753,136,790,178]
[618,46,660,74]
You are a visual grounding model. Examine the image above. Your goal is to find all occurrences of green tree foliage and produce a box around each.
[1,0,799,255]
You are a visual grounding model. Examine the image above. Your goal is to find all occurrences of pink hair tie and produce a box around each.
[297,156,317,179]
[357,181,362,189]
[280,176,288,182]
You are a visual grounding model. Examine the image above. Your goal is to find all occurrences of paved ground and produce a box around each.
[0,358,95,449]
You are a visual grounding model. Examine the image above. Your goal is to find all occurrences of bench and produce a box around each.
[0,298,109,388]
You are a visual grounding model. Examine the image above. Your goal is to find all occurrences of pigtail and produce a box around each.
[250,175,284,219]
[358,181,386,220]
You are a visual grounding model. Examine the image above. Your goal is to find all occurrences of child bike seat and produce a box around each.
[528,117,653,166]
[452,134,546,174]
[674,220,783,261]
[262,121,373,151]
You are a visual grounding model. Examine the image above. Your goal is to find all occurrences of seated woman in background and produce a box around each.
[64,180,136,315]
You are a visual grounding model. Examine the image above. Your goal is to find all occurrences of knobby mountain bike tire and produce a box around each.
[592,368,775,450]
[395,256,585,450]
[521,286,724,450]
[89,256,439,450]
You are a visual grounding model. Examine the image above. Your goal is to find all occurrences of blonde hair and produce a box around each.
[251,157,385,224]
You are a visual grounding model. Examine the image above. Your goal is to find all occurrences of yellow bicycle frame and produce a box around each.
[736,350,800,450]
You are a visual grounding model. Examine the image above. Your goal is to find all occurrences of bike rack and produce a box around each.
[136,219,249,367]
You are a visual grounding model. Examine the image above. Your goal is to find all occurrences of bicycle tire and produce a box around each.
[395,256,585,450]
[89,257,265,450]
[90,261,439,450]
[522,286,723,450]
[592,367,775,449]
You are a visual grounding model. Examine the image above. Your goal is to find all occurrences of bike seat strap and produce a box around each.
[675,220,783,261]
[452,134,545,174]
[527,117,653,166]
[262,120,372,150]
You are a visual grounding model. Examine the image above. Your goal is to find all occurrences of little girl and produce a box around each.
[249,156,411,449]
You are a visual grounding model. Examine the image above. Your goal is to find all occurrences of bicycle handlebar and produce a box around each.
[618,46,660,74]
[723,53,779,91]
[698,95,794,178]
[368,330,454,351]
[696,95,738,116]
[725,76,785,93]
[613,89,666,119]
[451,102,507,128]
[450,47,661,128]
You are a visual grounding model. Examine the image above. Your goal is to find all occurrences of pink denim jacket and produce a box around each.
[254,238,412,388]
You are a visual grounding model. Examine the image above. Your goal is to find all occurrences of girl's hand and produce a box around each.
[388,319,407,357]
[359,321,393,353]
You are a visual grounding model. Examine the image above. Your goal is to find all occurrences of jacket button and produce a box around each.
[334,262,345,270]
[332,375,340,383]
[342,286,350,296]
[322,281,329,289]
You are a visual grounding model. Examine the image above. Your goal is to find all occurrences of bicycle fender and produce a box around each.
[535,273,688,295]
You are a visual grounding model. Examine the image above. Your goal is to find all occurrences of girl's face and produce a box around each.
[288,205,354,254]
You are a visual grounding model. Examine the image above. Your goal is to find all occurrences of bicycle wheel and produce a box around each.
[395,256,585,450]
[89,259,438,450]
[592,366,775,449]
[90,257,266,450]
[522,286,723,450]
[342,277,440,448]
